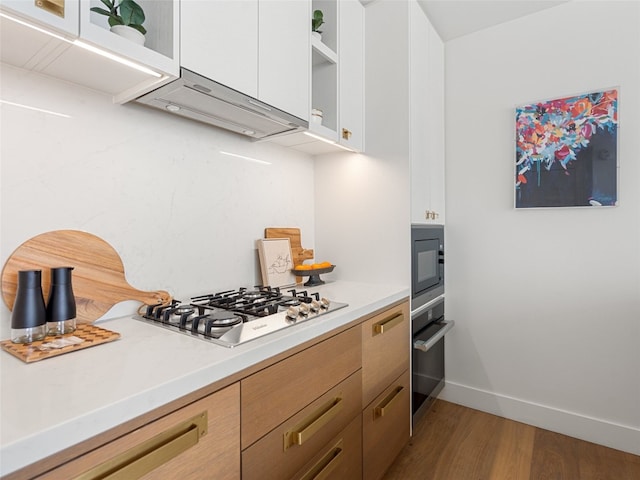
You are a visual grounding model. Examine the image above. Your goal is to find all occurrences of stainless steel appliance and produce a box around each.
[136,286,347,348]
[412,295,454,423]
[135,68,308,140]
[411,224,452,424]
[411,224,444,312]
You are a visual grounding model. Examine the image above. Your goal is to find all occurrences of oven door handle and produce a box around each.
[413,320,455,352]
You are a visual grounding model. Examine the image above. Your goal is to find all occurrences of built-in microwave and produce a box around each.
[411,224,444,312]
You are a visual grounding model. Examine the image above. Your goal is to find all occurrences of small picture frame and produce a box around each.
[257,238,297,288]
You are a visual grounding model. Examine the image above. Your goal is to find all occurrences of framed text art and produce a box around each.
[515,89,618,208]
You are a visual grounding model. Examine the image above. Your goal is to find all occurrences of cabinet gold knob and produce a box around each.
[342,128,352,140]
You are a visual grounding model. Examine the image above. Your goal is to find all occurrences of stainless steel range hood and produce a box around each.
[134,68,308,139]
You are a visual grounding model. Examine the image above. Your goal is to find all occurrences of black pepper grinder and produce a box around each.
[46,266,77,336]
[11,269,47,344]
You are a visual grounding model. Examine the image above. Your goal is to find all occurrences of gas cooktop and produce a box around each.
[136,286,348,348]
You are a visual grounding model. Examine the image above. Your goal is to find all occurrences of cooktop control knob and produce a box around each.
[320,298,330,309]
[310,299,321,312]
[286,306,300,319]
[299,303,311,316]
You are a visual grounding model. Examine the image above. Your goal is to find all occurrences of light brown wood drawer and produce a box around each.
[242,370,362,480]
[361,301,410,408]
[291,414,362,480]
[362,369,410,480]
[35,383,241,480]
[241,325,361,449]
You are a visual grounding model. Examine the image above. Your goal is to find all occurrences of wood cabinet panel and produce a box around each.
[242,370,362,480]
[241,325,361,449]
[36,383,240,480]
[14,299,410,479]
[361,302,410,408]
[362,370,410,480]
[292,414,362,480]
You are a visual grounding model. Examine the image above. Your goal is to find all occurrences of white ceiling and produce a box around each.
[416,0,570,41]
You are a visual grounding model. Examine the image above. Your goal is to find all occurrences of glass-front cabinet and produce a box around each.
[270,0,365,154]
[0,0,179,102]
[1,0,79,35]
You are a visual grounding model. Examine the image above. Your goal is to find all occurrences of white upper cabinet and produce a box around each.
[0,0,179,103]
[270,0,365,155]
[338,0,364,152]
[181,0,309,122]
[259,0,310,121]
[409,1,445,224]
[181,0,258,98]
[81,0,179,92]
[1,0,79,36]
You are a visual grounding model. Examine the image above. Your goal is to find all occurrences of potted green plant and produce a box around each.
[90,0,147,46]
[312,9,324,40]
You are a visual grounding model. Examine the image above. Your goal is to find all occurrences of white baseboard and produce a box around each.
[439,381,640,456]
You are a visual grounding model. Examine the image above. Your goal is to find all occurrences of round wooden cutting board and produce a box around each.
[1,230,171,324]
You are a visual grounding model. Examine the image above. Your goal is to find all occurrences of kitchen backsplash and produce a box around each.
[0,65,315,322]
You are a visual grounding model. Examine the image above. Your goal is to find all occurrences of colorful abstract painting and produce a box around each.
[515,89,618,208]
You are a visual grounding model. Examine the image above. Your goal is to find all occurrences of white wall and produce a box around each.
[0,65,315,323]
[315,0,412,288]
[442,0,640,454]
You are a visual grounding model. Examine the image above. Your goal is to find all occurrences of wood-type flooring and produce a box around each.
[382,400,640,480]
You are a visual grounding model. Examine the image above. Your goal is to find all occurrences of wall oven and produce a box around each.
[412,295,453,423]
[411,224,452,424]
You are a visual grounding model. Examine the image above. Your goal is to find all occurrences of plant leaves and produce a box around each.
[108,16,123,27]
[130,24,147,35]
[90,7,111,16]
[312,9,324,31]
[119,0,145,27]
[99,0,115,11]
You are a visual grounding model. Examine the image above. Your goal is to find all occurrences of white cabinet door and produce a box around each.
[410,0,429,224]
[181,0,258,97]
[410,1,444,224]
[338,0,364,151]
[1,0,79,36]
[425,16,445,223]
[259,0,309,120]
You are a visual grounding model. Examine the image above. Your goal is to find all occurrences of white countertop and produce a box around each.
[0,280,408,476]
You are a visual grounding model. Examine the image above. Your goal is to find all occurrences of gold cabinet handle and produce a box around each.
[373,313,403,335]
[374,386,404,419]
[75,412,208,480]
[341,128,352,140]
[284,397,343,451]
[35,0,65,18]
[299,440,344,480]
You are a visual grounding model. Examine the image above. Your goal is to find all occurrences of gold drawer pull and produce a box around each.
[374,386,404,419]
[300,440,344,480]
[284,397,343,451]
[373,313,403,335]
[35,0,65,18]
[75,412,208,480]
